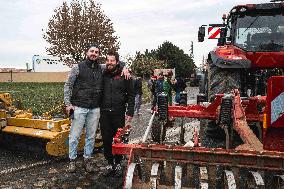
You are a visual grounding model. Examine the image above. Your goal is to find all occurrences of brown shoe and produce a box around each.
[68,160,76,173]
[84,158,94,173]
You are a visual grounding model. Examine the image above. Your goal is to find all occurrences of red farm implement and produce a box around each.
[113,76,284,189]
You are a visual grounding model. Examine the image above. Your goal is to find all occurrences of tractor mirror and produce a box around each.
[217,27,227,46]
[198,26,205,42]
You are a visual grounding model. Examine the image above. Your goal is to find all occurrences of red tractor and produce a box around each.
[198,1,284,100]
[198,1,284,143]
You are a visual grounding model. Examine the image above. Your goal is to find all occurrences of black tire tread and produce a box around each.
[151,115,166,143]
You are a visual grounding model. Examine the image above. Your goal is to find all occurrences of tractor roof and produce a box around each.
[230,2,284,14]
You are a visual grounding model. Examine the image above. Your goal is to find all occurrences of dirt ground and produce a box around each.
[0,108,150,189]
[0,87,199,189]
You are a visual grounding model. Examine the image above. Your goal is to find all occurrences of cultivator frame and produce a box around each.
[113,76,284,188]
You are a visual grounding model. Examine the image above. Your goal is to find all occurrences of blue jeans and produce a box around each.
[175,91,181,104]
[69,106,100,160]
[134,94,142,114]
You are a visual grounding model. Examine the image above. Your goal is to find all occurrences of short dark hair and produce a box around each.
[86,43,100,52]
[107,51,120,62]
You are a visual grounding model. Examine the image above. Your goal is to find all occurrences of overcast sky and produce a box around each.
[0,0,268,70]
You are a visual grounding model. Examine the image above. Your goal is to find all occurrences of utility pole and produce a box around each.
[10,69,13,82]
[190,41,194,59]
[201,55,206,71]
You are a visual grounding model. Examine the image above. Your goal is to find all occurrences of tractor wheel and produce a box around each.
[206,63,241,141]
[208,65,241,102]
[151,115,167,143]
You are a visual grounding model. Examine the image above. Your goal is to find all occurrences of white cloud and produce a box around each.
[0,0,273,68]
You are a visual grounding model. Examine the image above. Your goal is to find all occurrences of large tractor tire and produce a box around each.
[151,115,167,143]
[208,65,241,102]
[206,64,241,141]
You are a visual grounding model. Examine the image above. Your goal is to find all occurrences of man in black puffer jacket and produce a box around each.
[100,51,135,176]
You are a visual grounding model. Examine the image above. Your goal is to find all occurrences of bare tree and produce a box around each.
[43,0,120,66]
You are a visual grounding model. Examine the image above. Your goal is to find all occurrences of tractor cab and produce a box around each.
[228,3,284,53]
[198,2,284,99]
[199,3,284,51]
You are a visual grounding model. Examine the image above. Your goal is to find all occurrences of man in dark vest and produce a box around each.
[64,44,103,173]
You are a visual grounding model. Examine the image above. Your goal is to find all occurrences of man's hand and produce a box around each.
[121,67,131,80]
[66,105,75,115]
[125,115,133,123]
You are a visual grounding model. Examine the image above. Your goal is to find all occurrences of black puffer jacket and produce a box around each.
[101,64,135,116]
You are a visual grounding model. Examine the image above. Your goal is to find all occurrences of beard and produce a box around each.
[106,64,117,72]
[87,55,98,62]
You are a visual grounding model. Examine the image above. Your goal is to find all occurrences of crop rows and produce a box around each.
[0,82,64,116]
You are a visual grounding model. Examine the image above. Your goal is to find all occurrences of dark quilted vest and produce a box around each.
[71,60,103,108]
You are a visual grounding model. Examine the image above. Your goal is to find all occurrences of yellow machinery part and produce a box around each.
[1,115,102,156]
[2,126,58,139]
[0,110,6,119]
[7,118,70,132]
[0,93,12,107]
[0,93,103,156]
[46,130,81,156]
[2,126,103,156]
[14,113,33,119]
[46,131,103,157]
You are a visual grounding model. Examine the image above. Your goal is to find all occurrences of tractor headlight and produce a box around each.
[240,7,247,12]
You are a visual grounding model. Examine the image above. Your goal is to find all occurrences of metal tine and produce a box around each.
[199,167,209,189]
[150,163,160,189]
[125,163,137,189]
[175,165,182,189]
[224,170,237,189]
[250,171,265,188]
[200,182,209,189]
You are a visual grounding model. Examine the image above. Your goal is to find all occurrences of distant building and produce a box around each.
[32,55,71,72]
[0,55,72,82]
[0,67,28,73]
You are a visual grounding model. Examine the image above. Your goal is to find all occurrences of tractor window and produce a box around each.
[235,15,284,52]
